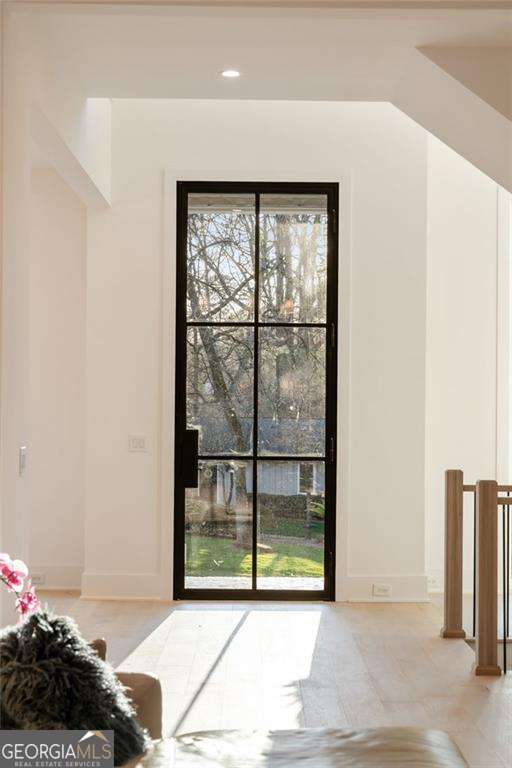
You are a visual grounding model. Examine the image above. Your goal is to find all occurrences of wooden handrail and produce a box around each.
[464,484,512,493]
[475,480,501,675]
[441,469,465,639]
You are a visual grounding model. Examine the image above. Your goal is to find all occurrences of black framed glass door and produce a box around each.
[174,181,338,600]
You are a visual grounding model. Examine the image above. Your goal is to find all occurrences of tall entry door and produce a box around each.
[174,182,338,600]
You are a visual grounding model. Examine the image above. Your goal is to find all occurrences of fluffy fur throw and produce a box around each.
[0,612,150,766]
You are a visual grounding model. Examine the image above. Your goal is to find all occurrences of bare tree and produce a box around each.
[185,198,327,548]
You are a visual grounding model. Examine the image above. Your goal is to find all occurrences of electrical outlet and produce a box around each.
[427,575,440,591]
[31,572,45,586]
[372,583,392,598]
[128,435,148,452]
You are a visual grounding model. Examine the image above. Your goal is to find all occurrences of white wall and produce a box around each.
[84,99,428,601]
[2,82,504,605]
[1,11,33,625]
[425,135,508,592]
[1,9,108,621]
[28,167,86,589]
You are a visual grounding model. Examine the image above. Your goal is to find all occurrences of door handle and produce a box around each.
[182,429,199,488]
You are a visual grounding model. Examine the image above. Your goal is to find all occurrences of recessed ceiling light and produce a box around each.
[222,69,241,78]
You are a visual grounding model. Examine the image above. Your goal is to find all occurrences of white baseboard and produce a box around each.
[339,573,429,603]
[31,564,83,590]
[45,569,430,603]
[81,571,163,600]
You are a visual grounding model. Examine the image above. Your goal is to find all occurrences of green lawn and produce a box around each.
[185,534,324,578]
[259,516,324,541]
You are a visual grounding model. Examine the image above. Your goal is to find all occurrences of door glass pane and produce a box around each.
[187,326,254,455]
[258,327,326,456]
[187,193,255,322]
[260,194,327,323]
[256,460,325,590]
[185,460,253,590]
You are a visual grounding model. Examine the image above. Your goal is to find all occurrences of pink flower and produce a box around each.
[0,555,28,593]
[16,582,41,617]
[1,552,40,620]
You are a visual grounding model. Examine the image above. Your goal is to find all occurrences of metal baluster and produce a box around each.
[507,502,510,640]
[503,501,507,674]
[473,491,477,638]
[507,492,510,673]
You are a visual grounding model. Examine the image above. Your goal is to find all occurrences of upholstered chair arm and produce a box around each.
[89,638,163,740]
[116,671,163,740]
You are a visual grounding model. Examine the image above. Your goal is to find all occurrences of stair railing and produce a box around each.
[442,470,510,676]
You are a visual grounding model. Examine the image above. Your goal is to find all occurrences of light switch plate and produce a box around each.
[19,445,27,476]
[128,435,148,452]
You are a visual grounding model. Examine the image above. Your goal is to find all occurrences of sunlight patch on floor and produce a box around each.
[38,593,512,766]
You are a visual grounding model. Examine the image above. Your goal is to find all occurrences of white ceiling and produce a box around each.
[12,3,512,191]
[16,4,512,101]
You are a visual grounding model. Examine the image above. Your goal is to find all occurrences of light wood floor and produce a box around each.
[40,592,512,768]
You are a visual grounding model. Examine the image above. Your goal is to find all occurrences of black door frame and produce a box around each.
[173,180,339,601]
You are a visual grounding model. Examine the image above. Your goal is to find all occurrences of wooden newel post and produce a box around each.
[475,480,501,676]
[441,470,466,639]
